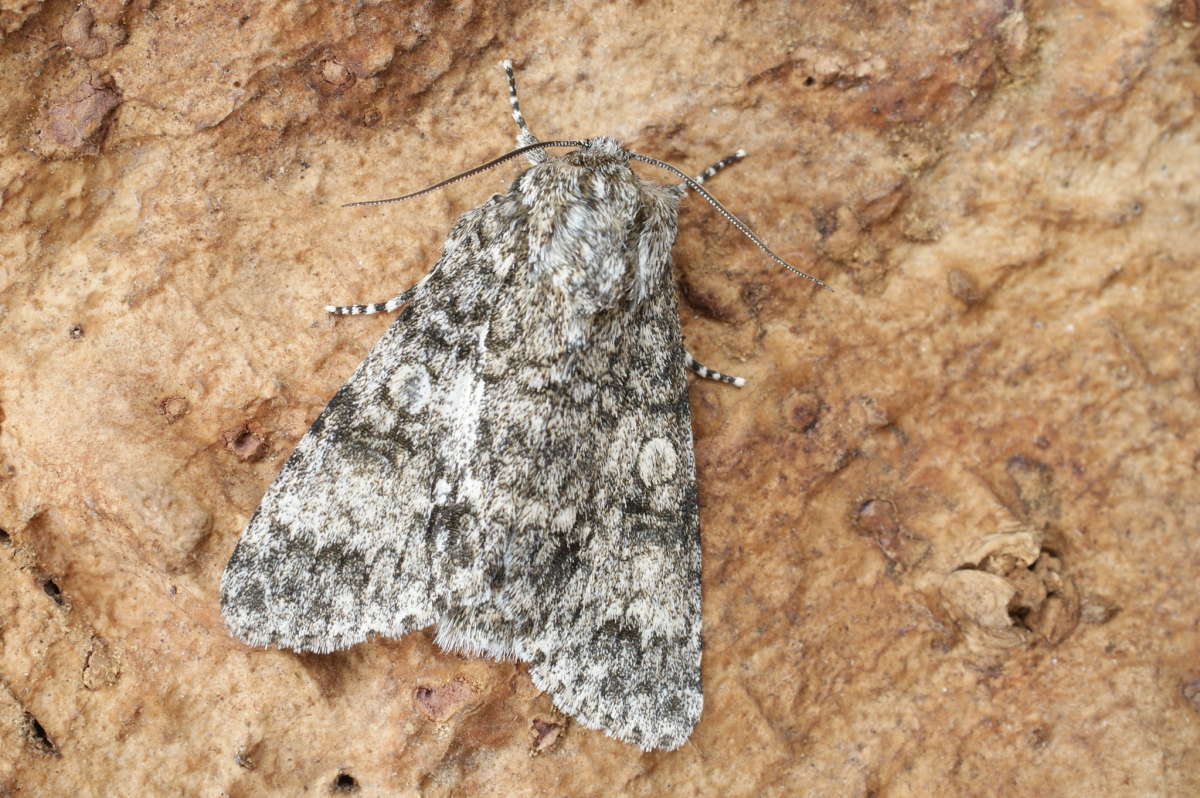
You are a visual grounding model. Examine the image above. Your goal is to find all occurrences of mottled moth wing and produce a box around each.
[220,197,511,652]
[426,261,701,751]
[222,141,704,751]
[512,285,702,752]
[423,157,703,750]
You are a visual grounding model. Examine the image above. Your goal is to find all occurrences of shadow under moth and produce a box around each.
[220,60,823,751]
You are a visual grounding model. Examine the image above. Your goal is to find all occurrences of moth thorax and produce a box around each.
[562,209,673,311]
[526,164,676,312]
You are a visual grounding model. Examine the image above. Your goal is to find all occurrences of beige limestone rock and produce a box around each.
[1,1,1198,795]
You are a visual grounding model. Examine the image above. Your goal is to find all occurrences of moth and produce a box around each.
[220,60,823,751]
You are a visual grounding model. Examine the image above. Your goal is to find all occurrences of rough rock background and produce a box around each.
[1,0,1198,795]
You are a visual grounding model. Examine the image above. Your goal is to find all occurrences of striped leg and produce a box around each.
[679,151,747,387]
[686,349,746,387]
[685,149,746,189]
[501,59,546,164]
[325,272,433,316]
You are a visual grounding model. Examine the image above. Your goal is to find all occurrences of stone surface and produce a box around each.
[1,0,1198,795]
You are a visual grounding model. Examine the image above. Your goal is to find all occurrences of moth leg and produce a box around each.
[685,349,746,387]
[678,151,748,388]
[686,149,746,189]
[678,150,749,387]
[501,59,547,164]
[324,273,430,315]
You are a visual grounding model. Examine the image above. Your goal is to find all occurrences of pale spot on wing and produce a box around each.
[551,506,577,535]
[387,364,432,414]
[434,478,452,504]
[458,476,483,504]
[637,437,677,487]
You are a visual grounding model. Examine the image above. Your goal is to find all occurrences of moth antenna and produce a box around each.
[630,152,828,288]
[344,140,586,207]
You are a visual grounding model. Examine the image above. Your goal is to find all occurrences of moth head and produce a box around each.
[344,139,825,288]
[577,136,627,159]
[552,136,632,171]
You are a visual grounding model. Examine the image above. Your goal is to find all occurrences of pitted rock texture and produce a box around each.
[1,1,1197,795]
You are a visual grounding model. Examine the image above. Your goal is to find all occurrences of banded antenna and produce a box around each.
[344,139,827,288]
